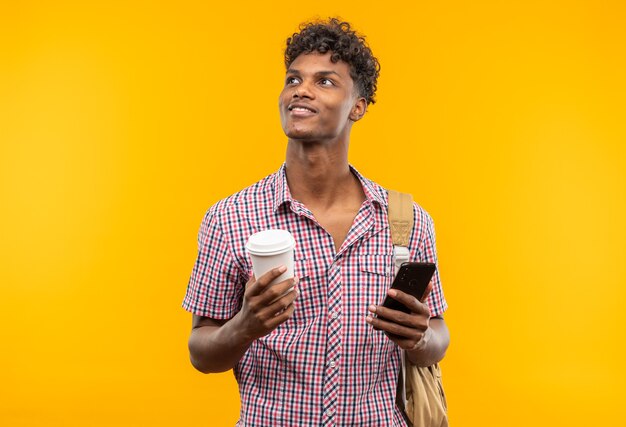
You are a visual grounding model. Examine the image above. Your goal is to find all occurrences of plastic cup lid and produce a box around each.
[245,229,295,255]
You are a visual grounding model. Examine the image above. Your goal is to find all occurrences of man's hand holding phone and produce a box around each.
[366,282,433,350]
[365,262,435,351]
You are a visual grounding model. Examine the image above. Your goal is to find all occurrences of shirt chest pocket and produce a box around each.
[348,254,395,310]
[359,254,395,277]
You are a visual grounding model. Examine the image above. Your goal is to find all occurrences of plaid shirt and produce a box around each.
[183,164,447,427]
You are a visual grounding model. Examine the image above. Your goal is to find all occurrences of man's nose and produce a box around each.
[293,80,314,99]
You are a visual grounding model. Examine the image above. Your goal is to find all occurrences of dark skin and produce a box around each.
[188,51,449,373]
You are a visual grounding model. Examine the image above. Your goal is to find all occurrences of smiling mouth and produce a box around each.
[288,105,317,114]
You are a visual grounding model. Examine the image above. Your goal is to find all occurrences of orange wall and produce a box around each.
[1,1,625,425]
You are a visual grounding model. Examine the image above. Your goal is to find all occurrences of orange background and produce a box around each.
[1,1,625,426]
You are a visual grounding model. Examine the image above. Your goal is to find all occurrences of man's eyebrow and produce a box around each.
[286,69,342,78]
[316,70,342,78]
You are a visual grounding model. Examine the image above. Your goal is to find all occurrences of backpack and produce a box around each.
[388,190,449,427]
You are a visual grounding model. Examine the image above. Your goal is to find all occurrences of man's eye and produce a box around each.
[286,77,300,85]
[320,78,334,86]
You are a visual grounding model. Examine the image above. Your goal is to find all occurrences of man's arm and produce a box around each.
[406,316,449,367]
[188,266,299,373]
[188,315,250,373]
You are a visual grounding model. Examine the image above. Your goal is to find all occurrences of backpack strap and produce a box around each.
[388,189,414,274]
[387,189,414,414]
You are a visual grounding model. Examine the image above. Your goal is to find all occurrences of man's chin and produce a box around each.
[284,129,318,141]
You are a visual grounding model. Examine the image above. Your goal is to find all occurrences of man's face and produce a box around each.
[279,52,365,142]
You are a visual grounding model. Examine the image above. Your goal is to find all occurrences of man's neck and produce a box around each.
[284,139,364,211]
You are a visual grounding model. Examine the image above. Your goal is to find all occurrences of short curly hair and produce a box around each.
[284,18,381,105]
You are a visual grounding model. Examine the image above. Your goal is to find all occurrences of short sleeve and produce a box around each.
[182,207,244,319]
[410,204,448,317]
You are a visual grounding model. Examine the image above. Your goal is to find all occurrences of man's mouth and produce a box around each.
[290,106,315,113]
[288,104,317,114]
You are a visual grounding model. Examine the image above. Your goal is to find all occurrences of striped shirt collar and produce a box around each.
[272,162,386,212]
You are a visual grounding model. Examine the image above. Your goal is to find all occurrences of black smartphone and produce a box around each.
[380,262,436,314]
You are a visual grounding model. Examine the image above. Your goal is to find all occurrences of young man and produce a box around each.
[183,18,449,426]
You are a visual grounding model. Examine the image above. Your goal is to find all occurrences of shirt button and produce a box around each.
[329,360,336,368]
[330,312,338,320]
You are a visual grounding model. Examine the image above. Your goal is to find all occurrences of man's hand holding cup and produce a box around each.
[236,229,298,341]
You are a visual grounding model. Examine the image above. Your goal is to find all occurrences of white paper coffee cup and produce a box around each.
[245,229,295,286]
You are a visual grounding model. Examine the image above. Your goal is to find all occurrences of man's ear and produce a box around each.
[349,97,368,122]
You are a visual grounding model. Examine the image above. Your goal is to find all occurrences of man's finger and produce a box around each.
[246,266,288,296]
[420,280,434,303]
[260,286,299,319]
[258,276,299,305]
[264,303,296,330]
[366,315,422,339]
[386,289,430,316]
[371,305,422,328]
